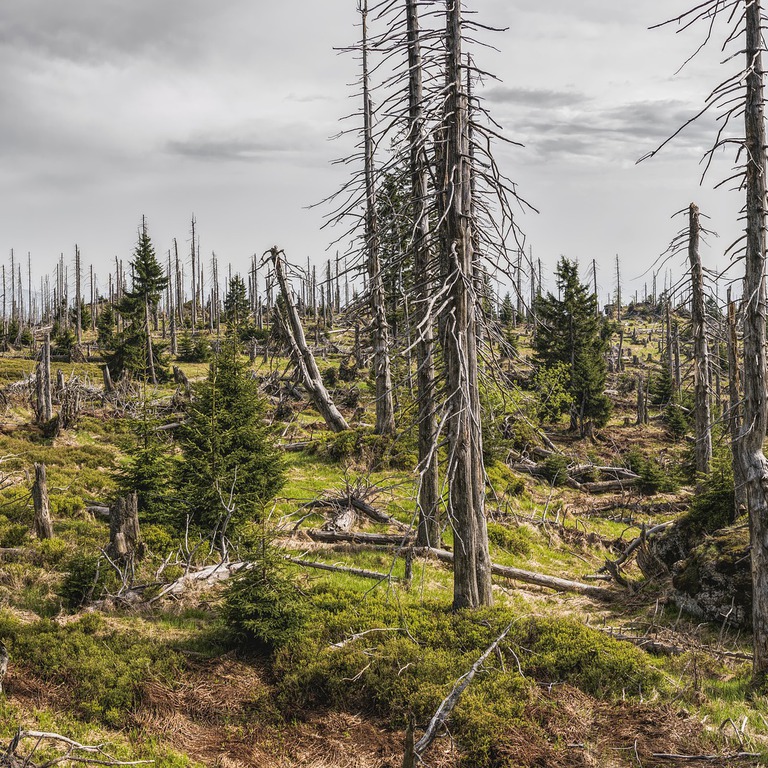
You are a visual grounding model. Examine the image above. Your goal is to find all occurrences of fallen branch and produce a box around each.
[148,561,246,602]
[307,529,413,546]
[599,522,673,577]
[285,555,399,582]
[415,547,614,601]
[404,619,516,767]
[650,753,759,762]
[1,729,154,767]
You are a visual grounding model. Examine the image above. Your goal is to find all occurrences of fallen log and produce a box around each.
[415,547,615,601]
[149,561,246,602]
[581,478,640,494]
[285,555,397,582]
[307,529,413,546]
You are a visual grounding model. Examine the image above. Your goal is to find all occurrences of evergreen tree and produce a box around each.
[175,339,285,556]
[108,221,169,383]
[533,257,611,435]
[223,274,250,335]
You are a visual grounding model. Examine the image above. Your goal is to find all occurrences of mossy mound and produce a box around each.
[671,521,751,627]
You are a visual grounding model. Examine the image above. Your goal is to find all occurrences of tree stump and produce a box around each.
[108,492,141,560]
[32,463,53,540]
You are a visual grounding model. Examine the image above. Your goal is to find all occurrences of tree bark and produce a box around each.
[35,332,53,423]
[361,1,396,437]
[437,0,492,609]
[740,0,768,687]
[727,291,747,517]
[268,247,349,432]
[108,492,141,560]
[688,203,712,477]
[32,463,53,540]
[406,0,440,548]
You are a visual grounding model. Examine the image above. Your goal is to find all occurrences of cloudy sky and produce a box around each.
[0,0,747,303]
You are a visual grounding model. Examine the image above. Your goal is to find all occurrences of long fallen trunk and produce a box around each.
[285,555,397,582]
[307,529,413,546]
[416,547,614,601]
[268,246,349,432]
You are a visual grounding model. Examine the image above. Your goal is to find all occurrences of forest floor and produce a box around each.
[0,316,765,768]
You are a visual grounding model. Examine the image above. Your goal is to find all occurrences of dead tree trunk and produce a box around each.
[438,0,492,610]
[688,202,712,477]
[108,492,141,560]
[636,374,647,426]
[35,331,53,423]
[361,1,396,436]
[727,290,747,517]
[32,463,53,540]
[268,247,349,432]
[740,0,768,687]
[407,0,440,548]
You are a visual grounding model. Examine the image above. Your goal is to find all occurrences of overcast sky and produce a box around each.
[0,1,747,304]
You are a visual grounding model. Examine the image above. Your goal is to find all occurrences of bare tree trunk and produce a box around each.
[361,0,396,436]
[438,0,492,610]
[268,247,349,432]
[75,245,82,345]
[727,290,747,517]
[145,296,157,386]
[739,0,768,687]
[407,0,440,548]
[35,331,53,423]
[32,463,53,540]
[688,203,712,477]
[109,492,141,560]
[636,374,646,426]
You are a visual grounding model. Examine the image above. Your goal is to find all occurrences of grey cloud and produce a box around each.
[485,86,587,108]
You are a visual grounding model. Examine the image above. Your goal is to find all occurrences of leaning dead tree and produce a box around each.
[646,0,768,685]
[267,247,349,432]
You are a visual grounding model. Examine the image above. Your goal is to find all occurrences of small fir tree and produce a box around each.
[533,257,611,435]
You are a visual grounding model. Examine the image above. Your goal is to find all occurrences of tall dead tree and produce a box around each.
[406,0,440,548]
[727,290,747,517]
[362,1,396,436]
[647,0,768,686]
[438,0,492,609]
[32,463,53,540]
[35,331,52,423]
[268,247,349,433]
[687,203,712,477]
[75,245,82,345]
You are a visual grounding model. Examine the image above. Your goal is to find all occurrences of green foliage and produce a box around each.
[532,362,574,423]
[322,427,416,470]
[663,401,690,441]
[485,461,526,497]
[96,303,117,350]
[538,454,570,487]
[625,448,679,494]
[272,586,662,767]
[175,339,285,540]
[533,257,611,434]
[223,274,250,332]
[0,612,182,727]
[683,457,735,535]
[59,553,115,610]
[177,332,211,363]
[223,541,308,653]
[117,409,176,526]
[486,521,532,556]
[107,221,169,381]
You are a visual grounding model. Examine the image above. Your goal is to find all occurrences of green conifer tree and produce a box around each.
[533,257,611,435]
[175,339,285,556]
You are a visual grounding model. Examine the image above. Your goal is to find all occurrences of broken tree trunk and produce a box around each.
[268,247,349,432]
[108,492,141,560]
[35,331,52,423]
[32,463,53,540]
[306,529,413,546]
[688,203,712,477]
